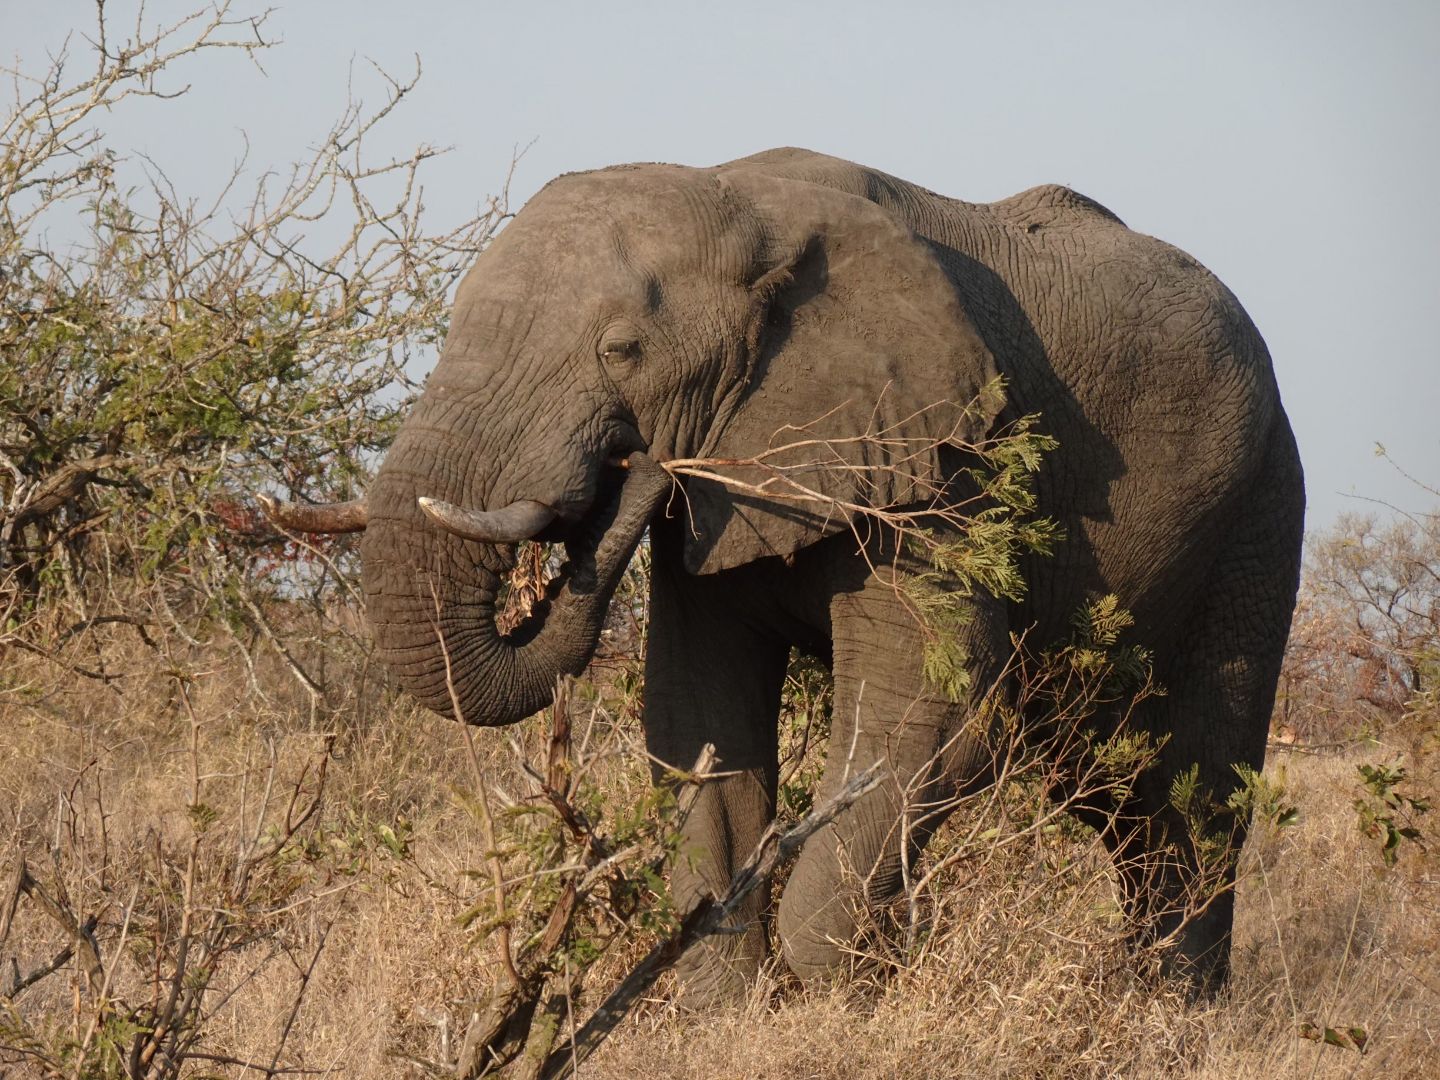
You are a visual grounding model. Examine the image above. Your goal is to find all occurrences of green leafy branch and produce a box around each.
[1169,760,1300,877]
[1354,763,1431,866]
[662,378,1059,702]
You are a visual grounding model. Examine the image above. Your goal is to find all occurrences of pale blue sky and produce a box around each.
[6,0,1438,528]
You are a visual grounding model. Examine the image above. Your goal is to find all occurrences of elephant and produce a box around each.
[263,147,1304,1001]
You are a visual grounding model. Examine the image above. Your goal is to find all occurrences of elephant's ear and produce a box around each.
[680,172,1004,575]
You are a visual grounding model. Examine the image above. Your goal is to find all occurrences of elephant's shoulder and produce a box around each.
[991,185,1127,232]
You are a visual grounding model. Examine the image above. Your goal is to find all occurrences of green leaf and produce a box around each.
[188,802,219,832]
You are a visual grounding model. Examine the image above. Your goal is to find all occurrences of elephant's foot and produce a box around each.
[1156,889,1237,1000]
[775,814,903,983]
[776,882,888,984]
[672,916,766,1009]
[776,903,858,982]
[1105,835,1239,1001]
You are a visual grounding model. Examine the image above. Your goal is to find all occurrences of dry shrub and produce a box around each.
[0,625,474,1076]
[0,583,673,1078]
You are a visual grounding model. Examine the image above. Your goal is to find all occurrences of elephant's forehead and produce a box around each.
[537,165,723,226]
[490,167,758,281]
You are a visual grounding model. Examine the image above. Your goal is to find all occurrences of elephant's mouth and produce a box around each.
[417,415,646,546]
[538,453,637,544]
[561,458,638,564]
[421,450,638,554]
[497,459,639,642]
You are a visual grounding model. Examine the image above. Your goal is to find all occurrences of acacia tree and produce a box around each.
[0,1,506,695]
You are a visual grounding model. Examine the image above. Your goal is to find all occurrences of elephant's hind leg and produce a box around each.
[1092,428,1304,993]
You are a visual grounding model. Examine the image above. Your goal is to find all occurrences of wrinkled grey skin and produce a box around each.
[359,148,1304,1001]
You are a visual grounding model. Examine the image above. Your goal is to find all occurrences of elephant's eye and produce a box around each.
[599,339,640,365]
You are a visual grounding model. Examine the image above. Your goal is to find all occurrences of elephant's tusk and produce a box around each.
[256,493,367,533]
[417,496,557,543]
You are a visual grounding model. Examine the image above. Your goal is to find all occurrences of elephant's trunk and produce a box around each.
[361,450,670,726]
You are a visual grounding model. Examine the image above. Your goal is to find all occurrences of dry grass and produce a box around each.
[578,737,1440,1080]
[2,627,1436,1079]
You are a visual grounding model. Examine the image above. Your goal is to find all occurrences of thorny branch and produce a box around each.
[659,390,1050,551]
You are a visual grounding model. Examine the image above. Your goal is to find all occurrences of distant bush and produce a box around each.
[1277,505,1439,744]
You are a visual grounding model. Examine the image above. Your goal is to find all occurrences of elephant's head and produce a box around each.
[266,151,1003,725]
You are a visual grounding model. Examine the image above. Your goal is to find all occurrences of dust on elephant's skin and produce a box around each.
[334,148,1302,1001]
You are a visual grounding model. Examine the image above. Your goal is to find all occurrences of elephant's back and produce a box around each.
[941,189,1291,644]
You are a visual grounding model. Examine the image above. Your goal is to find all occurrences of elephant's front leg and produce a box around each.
[778,569,1008,980]
[643,550,790,1006]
